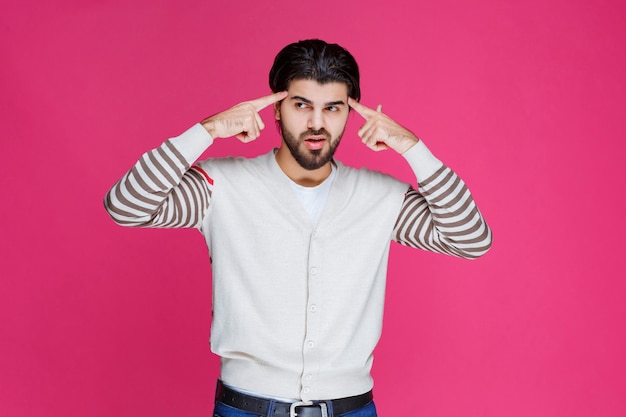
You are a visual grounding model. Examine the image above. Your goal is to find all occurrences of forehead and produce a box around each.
[287,79,348,103]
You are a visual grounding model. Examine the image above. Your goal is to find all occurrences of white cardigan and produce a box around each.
[197,148,408,401]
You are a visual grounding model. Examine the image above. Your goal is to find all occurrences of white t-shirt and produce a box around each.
[288,164,337,225]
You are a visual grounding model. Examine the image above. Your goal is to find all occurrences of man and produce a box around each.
[105,39,492,417]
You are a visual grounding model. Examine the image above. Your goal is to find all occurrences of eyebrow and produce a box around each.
[291,95,346,107]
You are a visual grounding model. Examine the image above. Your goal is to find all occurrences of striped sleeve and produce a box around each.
[393,142,492,259]
[104,126,213,229]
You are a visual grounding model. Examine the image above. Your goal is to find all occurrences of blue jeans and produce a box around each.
[212,400,378,417]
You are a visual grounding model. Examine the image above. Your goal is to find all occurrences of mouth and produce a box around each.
[304,136,327,150]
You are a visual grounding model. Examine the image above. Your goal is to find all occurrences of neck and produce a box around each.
[275,146,332,187]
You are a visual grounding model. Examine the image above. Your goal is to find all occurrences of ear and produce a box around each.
[274,102,281,120]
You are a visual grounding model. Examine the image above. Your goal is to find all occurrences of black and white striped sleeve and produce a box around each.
[104,124,214,229]
[393,142,492,259]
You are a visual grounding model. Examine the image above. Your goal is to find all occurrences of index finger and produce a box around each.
[250,91,288,111]
[348,97,377,119]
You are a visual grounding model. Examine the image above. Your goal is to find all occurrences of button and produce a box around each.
[305,374,313,381]
[303,386,311,393]
[310,304,317,312]
[312,232,318,239]
[310,267,317,275]
[307,340,315,348]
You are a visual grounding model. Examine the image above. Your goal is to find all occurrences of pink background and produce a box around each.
[1,0,625,416]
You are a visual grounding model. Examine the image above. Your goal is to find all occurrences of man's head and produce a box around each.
[269,39,360,100]
[270,40,360,173]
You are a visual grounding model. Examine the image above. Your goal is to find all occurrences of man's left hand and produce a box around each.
[349,98,419,154]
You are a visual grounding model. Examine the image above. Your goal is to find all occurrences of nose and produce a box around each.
[307,109,324,131]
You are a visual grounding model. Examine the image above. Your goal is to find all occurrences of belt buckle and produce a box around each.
[289,401,328,417]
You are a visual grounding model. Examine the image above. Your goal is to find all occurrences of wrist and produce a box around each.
[200,118,218,139]
[396,135,420,154]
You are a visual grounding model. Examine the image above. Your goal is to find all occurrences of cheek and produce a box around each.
[281,110,307,128]
[329,115,349,135]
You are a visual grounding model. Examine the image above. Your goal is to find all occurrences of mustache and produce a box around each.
[299,129,331,140]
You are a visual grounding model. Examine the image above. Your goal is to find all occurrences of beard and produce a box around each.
[279,121,344,170]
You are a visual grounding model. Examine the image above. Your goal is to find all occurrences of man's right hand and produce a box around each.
[201,91,288,142]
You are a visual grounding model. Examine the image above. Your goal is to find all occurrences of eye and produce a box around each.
[326,105,339,112]
[295,102,309,110]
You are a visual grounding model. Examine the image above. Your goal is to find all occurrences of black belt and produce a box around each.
[215,380,373,417]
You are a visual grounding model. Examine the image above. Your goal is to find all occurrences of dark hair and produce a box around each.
[269,39,361,100]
